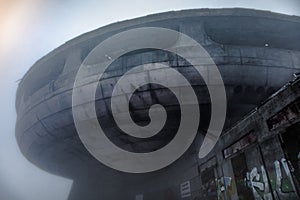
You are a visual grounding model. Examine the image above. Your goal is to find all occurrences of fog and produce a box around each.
[0,0,299,199]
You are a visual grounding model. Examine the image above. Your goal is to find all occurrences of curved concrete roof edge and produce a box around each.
[19,8,300,86]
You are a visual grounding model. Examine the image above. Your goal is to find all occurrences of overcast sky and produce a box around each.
[0,0,299,200]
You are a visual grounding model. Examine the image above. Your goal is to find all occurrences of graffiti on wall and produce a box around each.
[216,177,233,200]
[273,159,298,199]
[244,158,298,199]
[245,165,272,199]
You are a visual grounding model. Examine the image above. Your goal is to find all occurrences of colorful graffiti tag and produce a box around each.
[216,177,233,200]
[244,158,298,199]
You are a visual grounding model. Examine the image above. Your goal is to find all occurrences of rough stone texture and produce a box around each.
[15,8,300,200]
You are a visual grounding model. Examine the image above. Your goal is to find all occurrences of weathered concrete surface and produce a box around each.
[212,77,300,200]
[15,8,300,200]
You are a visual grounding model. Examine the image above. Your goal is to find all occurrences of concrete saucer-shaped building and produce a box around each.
[15,8,300,200]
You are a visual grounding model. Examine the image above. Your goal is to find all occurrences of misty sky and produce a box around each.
[0,0,299,200]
